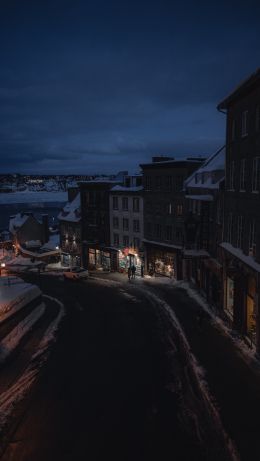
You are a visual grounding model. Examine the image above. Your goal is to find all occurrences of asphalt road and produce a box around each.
[0,274,234,461]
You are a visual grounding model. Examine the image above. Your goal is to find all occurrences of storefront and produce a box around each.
[88,248,111,270]
[246,276,257,343]
[225,276,235,319]
[146,245,177,277]
[118,248,143,275]
[61,252,81,267]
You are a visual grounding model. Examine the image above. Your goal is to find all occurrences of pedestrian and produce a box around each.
[131,264,136,279]
[127,266,131,281]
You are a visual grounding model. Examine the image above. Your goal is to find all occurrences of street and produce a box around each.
[0,273,246,461]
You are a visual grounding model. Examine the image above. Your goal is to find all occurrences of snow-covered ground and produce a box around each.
[0,303,45,365]
[0,190,67,204]
[0,276,41,321]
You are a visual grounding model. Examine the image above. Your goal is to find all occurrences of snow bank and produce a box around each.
[0,303,45,364]
[135,286,239,461]
[0,295,65,435]
[0,277,41,322]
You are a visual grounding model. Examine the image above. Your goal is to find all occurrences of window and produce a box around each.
[133,237,140,249]
[240,159,246,191]
[166,203,173,215]
[155,176,162,190]
[165,176,173,191]
[241,110,248,137]
[122,197,128,210]
[123,235,129,247]
[231,119,236,141]
[249,220,256,256]
[229,161,235,190]
[133,219,140,232]
[113,217,119,228]
[237,215,243,248]
[155,224,162,239]
[146,222,152,236]
[252,157,260,192]
[123,218,129,231]
[112,196,118,210]
[176,204,183,216]
[256,106,260,132]
[175,176,184,191]
[133,197,140,212]
[145,176,152,190]
[165,225,173,241]
[227,213,233,243]
[113,233,119,246]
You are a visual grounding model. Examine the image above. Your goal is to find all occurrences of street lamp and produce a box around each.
[1,262,10,285]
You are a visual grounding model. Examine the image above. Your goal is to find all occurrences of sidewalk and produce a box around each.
[145,281,260,461]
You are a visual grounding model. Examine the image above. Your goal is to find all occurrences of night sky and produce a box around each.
[0,0,259,174]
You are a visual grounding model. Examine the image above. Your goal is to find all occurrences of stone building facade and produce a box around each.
[140,157,204,278]
[218,68,260,349]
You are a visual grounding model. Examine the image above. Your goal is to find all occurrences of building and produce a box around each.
[109,174,144,274]
[140,157,204,278]
[217,68,260,349]
[58,188,81,267]
[9,212,49,249]
[183,146,225,308]
[79,179,120,271]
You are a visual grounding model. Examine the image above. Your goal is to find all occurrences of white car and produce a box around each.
[63,267,89,281]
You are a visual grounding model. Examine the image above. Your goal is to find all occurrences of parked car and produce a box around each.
[63,267,89,281]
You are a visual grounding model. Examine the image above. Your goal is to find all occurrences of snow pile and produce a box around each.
[0,278,41,321]
[0,303,45,365]
[0,295,65,435]
[32,295,65,359]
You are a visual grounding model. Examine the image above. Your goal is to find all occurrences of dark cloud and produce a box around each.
[0,0,259,173]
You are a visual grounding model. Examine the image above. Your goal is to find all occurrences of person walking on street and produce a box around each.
[128,266,131,281]
[131,264,136,279]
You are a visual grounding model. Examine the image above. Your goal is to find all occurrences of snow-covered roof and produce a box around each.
[185,195,213,201]
[185,146,225,190]
[220,242,260,273]
[58,193,81,223]
[142,238,182,250]
[111,185,143,192]
[41,234,60,251]
[9,213,29,234]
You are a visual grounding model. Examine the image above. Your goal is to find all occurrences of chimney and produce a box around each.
[41,214,49,243]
